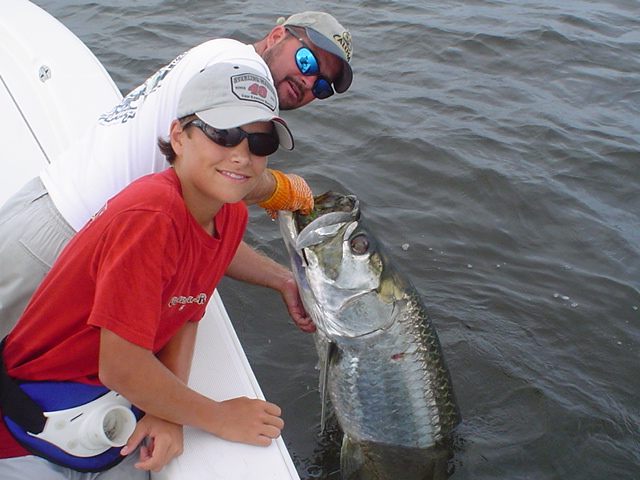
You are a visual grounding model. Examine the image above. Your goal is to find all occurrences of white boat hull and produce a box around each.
[0,2,300,478]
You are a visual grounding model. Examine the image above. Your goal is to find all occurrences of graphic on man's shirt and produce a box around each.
[231,73,277,112]
[88,202,108,224]
[99,52,187,125]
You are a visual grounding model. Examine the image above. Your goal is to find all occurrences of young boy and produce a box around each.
[0,61,311,478]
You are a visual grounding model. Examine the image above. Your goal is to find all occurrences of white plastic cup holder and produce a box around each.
[80,404,137,449]
[31,390,138,457]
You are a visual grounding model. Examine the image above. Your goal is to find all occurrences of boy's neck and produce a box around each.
[201,218,217,237]
[178,182,223,236]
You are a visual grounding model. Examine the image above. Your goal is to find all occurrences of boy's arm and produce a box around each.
[121,322,199,471]
[225,241,315,333]
[99,327,284,462]
[155,320,198,383]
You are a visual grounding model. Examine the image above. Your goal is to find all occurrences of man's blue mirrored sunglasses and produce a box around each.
[286,27,334,99]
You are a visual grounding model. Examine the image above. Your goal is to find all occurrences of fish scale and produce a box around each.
[328,290,457,448]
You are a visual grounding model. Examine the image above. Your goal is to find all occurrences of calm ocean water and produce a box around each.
[31,0,640,478]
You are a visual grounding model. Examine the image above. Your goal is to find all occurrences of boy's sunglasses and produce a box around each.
[186,120,280,157]
[286,27,334,99]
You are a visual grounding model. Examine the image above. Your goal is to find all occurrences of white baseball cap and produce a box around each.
[177,62,294,150]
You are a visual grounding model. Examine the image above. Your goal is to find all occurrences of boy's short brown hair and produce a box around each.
[157,115,197,164]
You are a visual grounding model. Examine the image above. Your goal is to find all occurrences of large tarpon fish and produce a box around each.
[279,192,461,479]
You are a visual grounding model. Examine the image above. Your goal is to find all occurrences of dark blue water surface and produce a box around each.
[31,0,640,478]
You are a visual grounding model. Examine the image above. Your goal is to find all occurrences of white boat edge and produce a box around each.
[0,1,301,478]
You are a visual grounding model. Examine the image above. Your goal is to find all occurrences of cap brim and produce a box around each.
[305,28,353,93]
[196,106,274,130]
[333,60,352,93]
[272,117,294,151]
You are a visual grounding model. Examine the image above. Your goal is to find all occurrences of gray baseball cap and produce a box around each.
[177,62,294,150]
[278,11,353,93]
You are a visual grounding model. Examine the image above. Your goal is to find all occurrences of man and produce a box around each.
[0,11,354,337]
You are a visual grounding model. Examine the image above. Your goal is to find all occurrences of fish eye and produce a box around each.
[350,234,370,255]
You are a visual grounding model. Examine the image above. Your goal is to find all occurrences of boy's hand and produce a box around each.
[213,397,284,446]
[279,275,316,333]
[121,414,184,472]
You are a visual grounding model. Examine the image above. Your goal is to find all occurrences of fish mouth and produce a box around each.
[292,192,360,249]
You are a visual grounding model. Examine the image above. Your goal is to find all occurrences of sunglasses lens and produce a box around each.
[209,127,243,147]
[295,48,319,76]
[248,133,280,157]
[312,78,334,99]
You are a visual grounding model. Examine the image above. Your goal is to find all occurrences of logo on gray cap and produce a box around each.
[231,74,277,112]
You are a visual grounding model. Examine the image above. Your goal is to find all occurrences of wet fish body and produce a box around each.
[279,192,460,469]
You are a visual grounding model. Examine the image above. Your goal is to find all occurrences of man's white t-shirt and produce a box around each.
[40,38,271,231]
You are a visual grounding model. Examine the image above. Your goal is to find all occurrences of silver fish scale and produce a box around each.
[327,287,459,448]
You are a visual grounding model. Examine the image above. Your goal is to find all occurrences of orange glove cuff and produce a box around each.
[258,169,292,211]
[258,169,314,219]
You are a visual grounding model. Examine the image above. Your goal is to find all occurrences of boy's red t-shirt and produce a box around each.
[0,168,248,458]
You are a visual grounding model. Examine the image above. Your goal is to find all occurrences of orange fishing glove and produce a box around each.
[258,169,314,219]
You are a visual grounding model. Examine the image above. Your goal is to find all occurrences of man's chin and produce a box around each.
[277,81,308,110]
[279,95,314,111]
[277,92,299,110]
